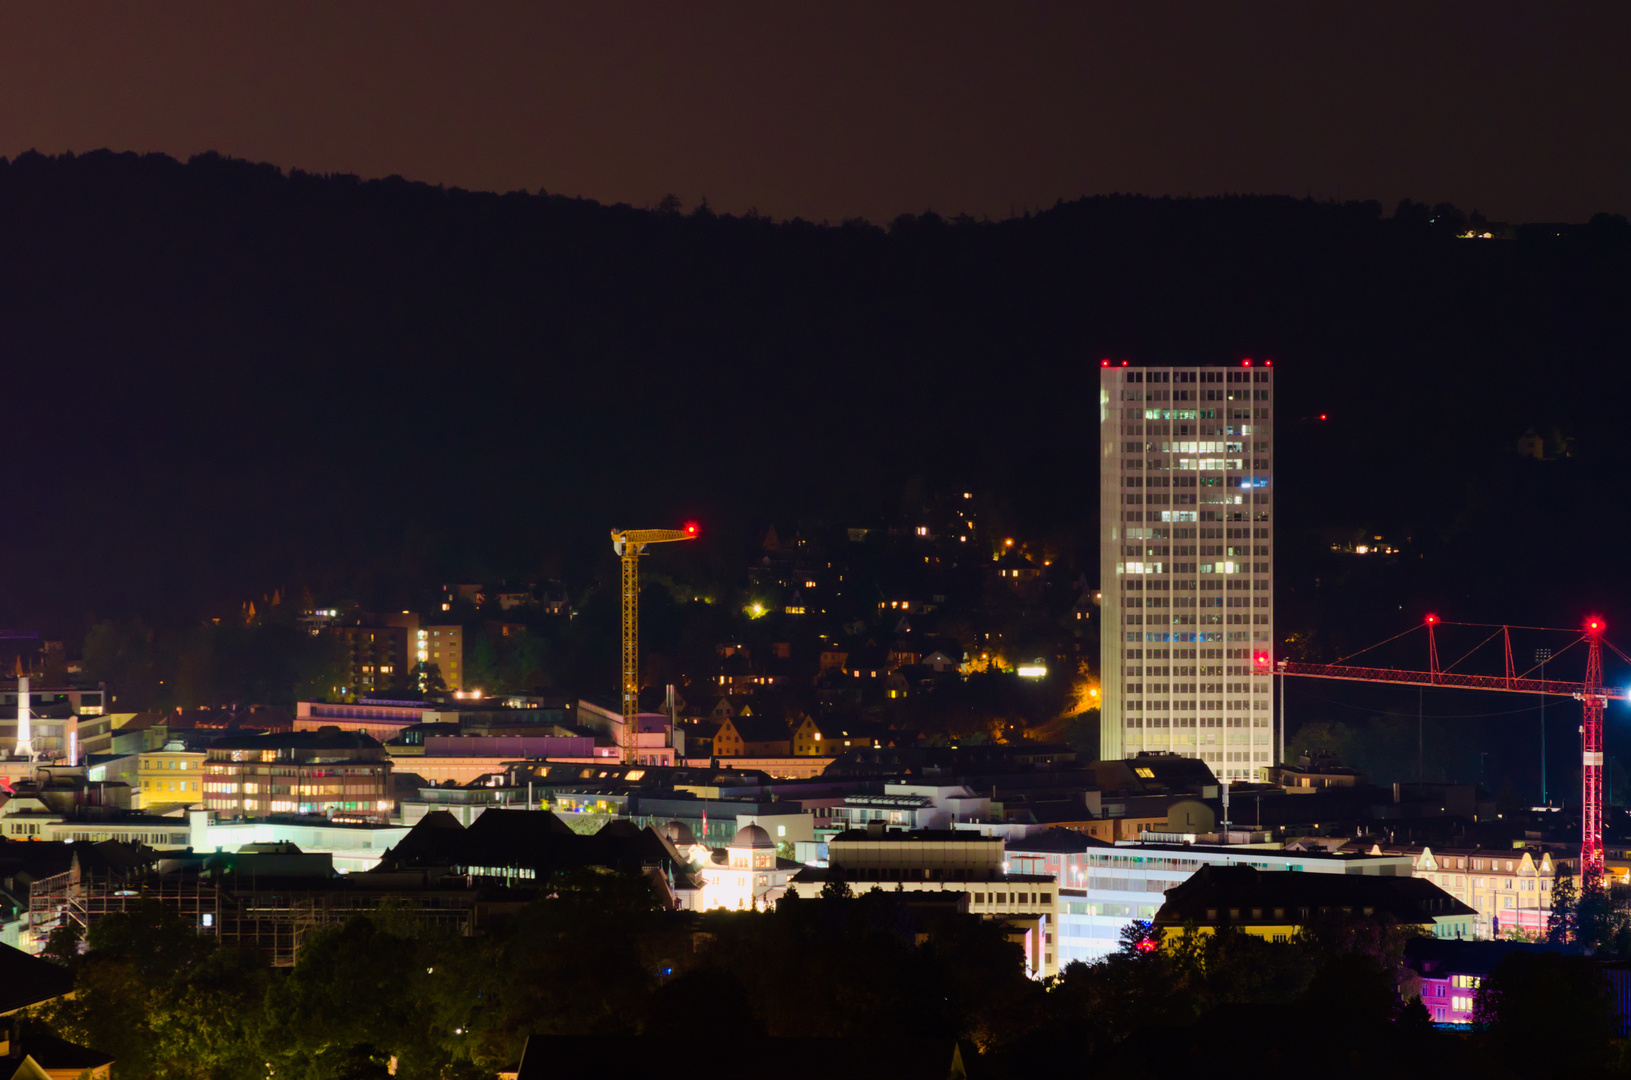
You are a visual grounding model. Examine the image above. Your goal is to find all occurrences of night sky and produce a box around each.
[2,3,1627,223]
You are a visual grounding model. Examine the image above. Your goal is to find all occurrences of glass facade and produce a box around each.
[1099,364,1274,780]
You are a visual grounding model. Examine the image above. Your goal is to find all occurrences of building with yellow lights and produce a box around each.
[1152,863,1475,944]
[1353,842,1571,940]
[135,744,205,811]
[203,728,393,823]
[415,624,463,691]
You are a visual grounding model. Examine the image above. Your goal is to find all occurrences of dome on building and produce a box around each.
[663,820,698,846]
[729,823,775,849]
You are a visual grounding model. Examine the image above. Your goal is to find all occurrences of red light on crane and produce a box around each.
[1588,617,1605,633]
[1318,413,1328,421]
[685,522,699,536]
[1252,651,1270,669]
[1424,614,1439,625]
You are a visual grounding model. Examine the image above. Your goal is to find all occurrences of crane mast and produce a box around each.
[1279,616,1619,882]
[610,525,698,764]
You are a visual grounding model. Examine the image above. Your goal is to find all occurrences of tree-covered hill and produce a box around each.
[0,149,1626,636]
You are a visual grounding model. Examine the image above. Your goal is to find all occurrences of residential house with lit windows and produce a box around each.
[712,716,791,757]
[1099,362,1275,782]
[1403,938,1568,1024]
[203,728,393,823]
[1358,843,1568,939]
[790,716,880,756]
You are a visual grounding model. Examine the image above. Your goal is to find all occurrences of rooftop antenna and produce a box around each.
[1220,778,1231,832]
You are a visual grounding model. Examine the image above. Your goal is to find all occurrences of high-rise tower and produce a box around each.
[1099,361,1274,781]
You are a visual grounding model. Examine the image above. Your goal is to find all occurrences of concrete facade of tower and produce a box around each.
[1099,362,1274,782]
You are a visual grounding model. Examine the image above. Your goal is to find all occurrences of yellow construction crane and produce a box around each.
[611,524,698,763]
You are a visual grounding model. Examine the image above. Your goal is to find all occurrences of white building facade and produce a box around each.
[1006,840,1412,966]
[1100,361,1275,780]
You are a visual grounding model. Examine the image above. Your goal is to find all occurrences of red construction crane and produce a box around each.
[1277,615,1624,880]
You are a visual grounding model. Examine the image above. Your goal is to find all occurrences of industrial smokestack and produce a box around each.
[14,658,30,759]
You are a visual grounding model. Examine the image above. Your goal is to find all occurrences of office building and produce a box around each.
[1099,361,1274,780]
[203,728,394,823]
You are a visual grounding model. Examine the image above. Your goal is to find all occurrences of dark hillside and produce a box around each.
[0,149,1626,637]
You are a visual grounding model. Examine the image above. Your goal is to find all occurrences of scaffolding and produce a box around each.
[26,856,476,966]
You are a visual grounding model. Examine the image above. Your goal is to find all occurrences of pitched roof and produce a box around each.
[14,1029,116,1071]
[516,1036,966,1080]
[0,943,75,1015]
[1153,864,1476,928]
[725,717,791,744]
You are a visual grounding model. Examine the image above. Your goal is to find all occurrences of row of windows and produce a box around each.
[1125,629,1269,643]
[1113,370,1270,384]
[1119,386,1268,401]
[1126,664,1268,677]
[1120,526,1267,544]
[972,891,1054,905]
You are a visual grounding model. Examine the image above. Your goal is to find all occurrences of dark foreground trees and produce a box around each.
[27,882,1631,1080]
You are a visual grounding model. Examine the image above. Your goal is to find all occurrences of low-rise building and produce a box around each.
[1153,863,1475,943]
[1356,842,1568,939]
[713,716,792,757]
[134,743,205,811]
[1260,750,1364,791]
[1009,833,1414,964]
[689,823,801,911]
[203,728,393,823]
[792,826,1060,978]
[1403,937,1567,1024]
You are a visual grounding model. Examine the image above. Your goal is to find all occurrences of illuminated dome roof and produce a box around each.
[729,823,774,849]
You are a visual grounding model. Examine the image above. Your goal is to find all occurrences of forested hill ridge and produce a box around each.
[0,148,1627,635]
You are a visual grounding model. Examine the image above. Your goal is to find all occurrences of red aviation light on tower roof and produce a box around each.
[1121,360,1129,366]
[1264,359,1273,367]
[1242,358,1252,366]
[1101,358,1111,367]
